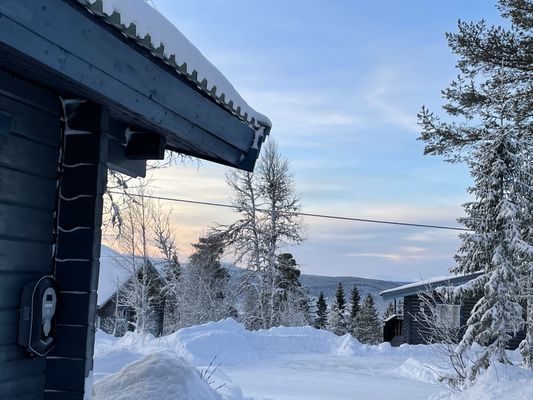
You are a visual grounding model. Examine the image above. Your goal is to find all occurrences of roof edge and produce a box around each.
[75,0,271,131]
[380,272,483,300]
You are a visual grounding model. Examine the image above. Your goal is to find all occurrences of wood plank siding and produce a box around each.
[399,294,526,349]
[403,295,426,345]
[0,69,61,399]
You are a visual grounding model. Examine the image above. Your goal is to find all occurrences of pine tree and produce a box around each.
[355,293,382,344]
[451,72,526,375]
[315,292,328,329]
[347,285,361,335]
[417,0,532,374]
[335,282,346,312]
[328,283,347,335]
[273,253,310,326]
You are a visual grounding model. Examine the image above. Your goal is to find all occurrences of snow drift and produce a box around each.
[93,352,223,400]
[163,318,364,366]
[428,363,533,400]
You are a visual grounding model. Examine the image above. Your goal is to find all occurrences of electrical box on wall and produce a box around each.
[18,276,59,356]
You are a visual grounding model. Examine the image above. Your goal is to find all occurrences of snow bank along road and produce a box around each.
[92,319,532,400]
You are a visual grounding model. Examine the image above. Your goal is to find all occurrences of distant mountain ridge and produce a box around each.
[299,273,409,316]
[224,262,408,316]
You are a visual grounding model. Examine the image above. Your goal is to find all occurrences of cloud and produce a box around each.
[405,230,462,243]
[239,88,362,137]
[364,68,420,133]
[346,252,418,261]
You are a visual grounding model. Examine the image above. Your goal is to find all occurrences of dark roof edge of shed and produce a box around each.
[380,271,483,300]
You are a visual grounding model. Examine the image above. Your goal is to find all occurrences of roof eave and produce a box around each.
[0,0,264,171]
[380,272,484,300]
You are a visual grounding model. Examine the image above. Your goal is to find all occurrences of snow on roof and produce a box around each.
[384,313,403,322]
[97,245,134,307]
[380,271,483,300]
[98,245,167,307]
[77,0,271,130]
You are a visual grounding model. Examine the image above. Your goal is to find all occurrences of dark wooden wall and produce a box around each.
[0,69,61,399]
[403,295,427,345]
[403,294,525,350]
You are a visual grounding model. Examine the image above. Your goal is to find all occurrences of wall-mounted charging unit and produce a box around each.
[18,276,59,356]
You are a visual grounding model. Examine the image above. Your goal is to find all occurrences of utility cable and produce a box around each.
[108,191,470,231]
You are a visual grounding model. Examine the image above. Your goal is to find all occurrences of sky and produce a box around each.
[134,0,506,281]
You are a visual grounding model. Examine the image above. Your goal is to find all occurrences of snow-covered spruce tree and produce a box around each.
[315,292,328,329]
[328,283,347,335]
[355,293,382,344]
[417,0,532,373]
[219,139,304,329]
[347,285,361,336]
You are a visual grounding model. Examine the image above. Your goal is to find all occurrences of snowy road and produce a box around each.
[224,354,438,400]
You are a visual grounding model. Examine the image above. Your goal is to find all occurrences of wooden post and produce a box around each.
[45,103,108,399]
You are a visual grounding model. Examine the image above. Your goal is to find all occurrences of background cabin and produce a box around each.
[380,272,525,349]
[96,261,167,338]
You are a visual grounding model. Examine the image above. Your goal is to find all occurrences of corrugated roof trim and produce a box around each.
[76,0,271,131]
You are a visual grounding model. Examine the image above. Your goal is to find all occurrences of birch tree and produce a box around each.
[220,139,305,329]
[152,206,181,334]
[117,185,159,336]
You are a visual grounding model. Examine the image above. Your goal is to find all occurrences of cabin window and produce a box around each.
[435,304,461,328]
[395,319,403,336]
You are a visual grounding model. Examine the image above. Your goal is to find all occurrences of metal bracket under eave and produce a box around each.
[125,128,166,160]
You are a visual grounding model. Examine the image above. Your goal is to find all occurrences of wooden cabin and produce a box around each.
[96,260,167,338]
[0,1,270,398]
[380,272,525,349]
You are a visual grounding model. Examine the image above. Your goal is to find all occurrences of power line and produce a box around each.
[109,191,469,232]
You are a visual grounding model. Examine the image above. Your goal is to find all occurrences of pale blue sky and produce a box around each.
[147,0,505,281]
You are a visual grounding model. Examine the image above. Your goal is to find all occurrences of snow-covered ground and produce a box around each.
[93,319,533,400]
